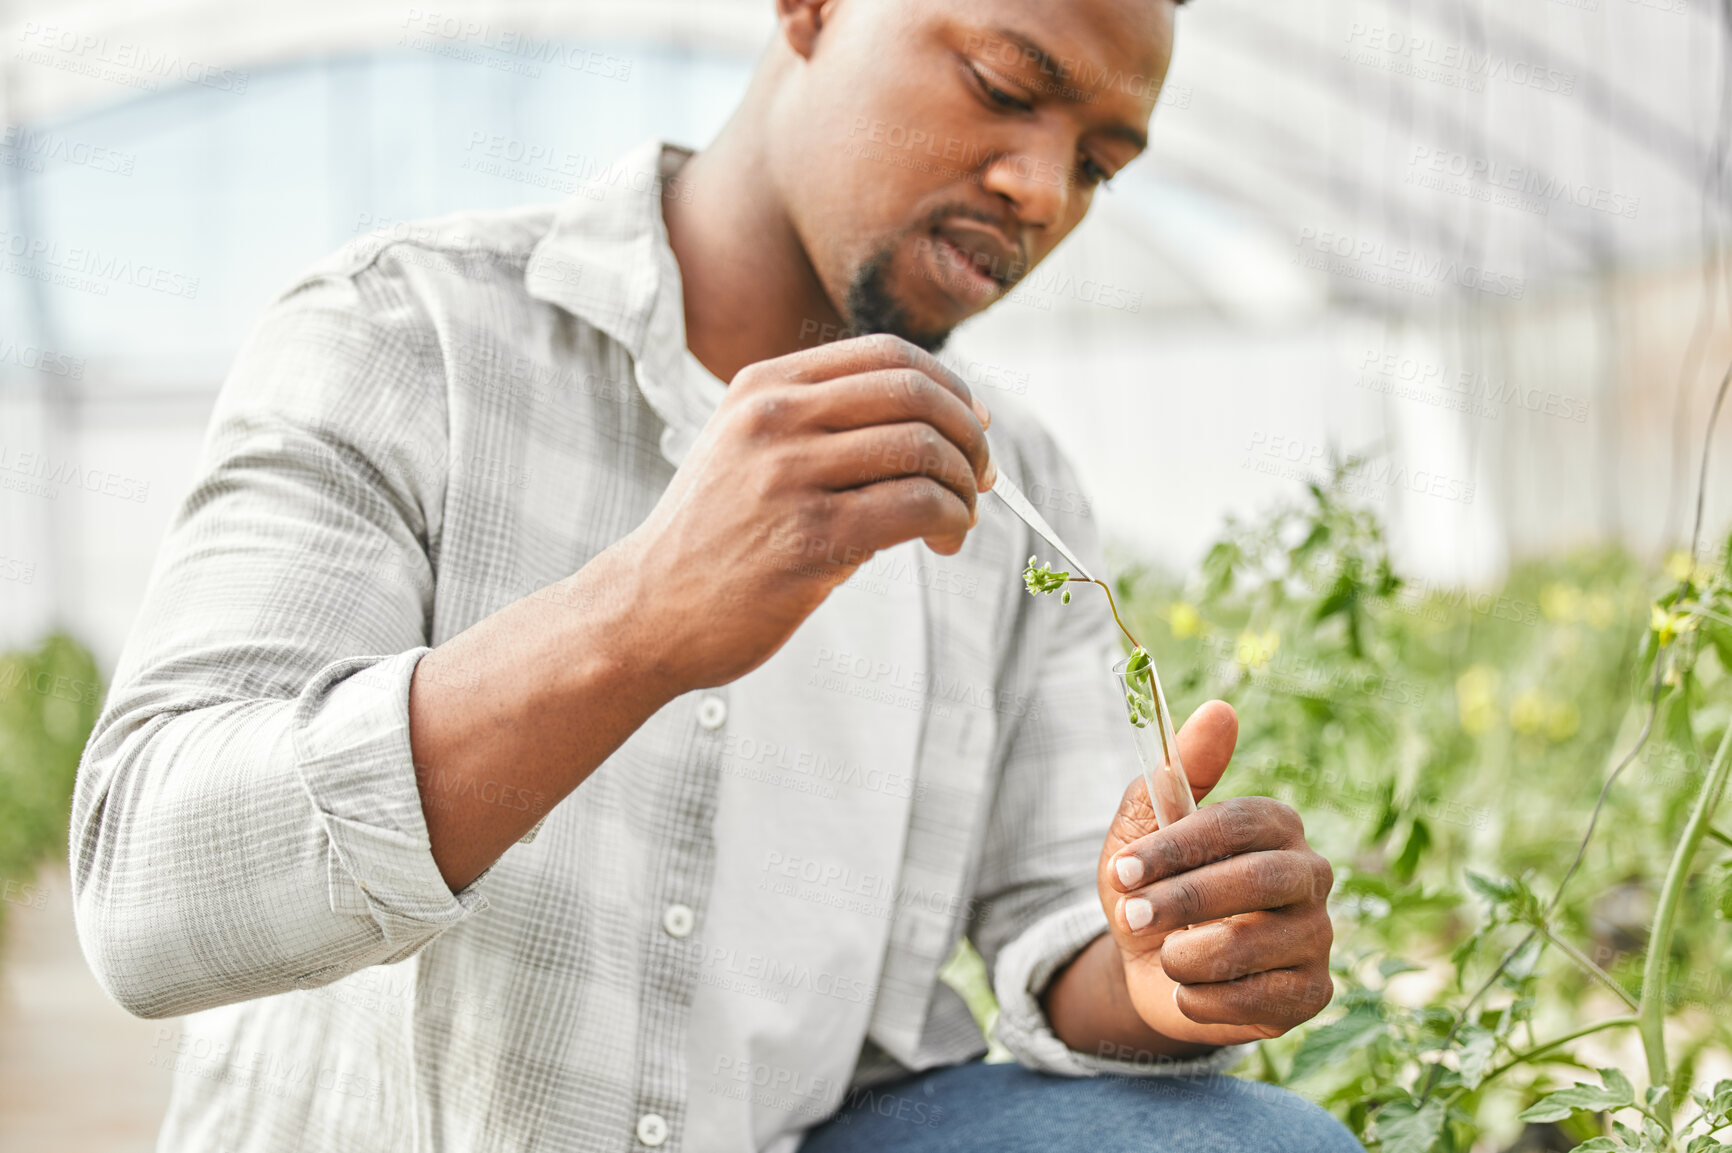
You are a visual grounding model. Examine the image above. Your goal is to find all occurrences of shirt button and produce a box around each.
[662,903,695,939]
[696,695,727,730]
[636,1113,669,1147]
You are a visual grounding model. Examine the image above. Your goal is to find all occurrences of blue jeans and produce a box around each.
[798,1061,1365,1153]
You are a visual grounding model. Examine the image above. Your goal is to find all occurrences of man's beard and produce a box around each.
[842,245,953,353]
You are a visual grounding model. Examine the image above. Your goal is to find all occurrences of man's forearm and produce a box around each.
[1042,932,1222,1064]
[409,545,680,891]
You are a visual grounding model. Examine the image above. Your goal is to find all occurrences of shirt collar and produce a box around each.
[524,137,723,467]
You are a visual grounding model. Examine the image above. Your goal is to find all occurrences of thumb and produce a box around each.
[1175,700,1238,802]
[1100,699,1241,863]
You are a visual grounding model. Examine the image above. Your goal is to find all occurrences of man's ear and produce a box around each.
[776,0,835,60]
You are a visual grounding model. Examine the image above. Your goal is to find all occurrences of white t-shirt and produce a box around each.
[678,350,929,1153]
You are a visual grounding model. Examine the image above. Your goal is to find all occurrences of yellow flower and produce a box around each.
[1545,700,1581,742]
[1585,592,1617,631]
[1540,583,1582,623]
[1650,604,1695,647]
[1665,550,1718,587]
[1456,665,1500,735]
[1168,602,1202,639]
[1235,629,1280,668]
[1509,690,1547,735]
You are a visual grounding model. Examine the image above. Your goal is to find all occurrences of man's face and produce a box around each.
[772,0,1174,350]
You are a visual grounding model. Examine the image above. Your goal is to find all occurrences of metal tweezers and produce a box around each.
[987,441,1194,825]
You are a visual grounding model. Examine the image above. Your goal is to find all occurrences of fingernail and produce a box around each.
[982,458,998,492]
[972,395,992,427]
[1124,897,1154,932]
[969,504,979,528]
[1114,856,1144,888]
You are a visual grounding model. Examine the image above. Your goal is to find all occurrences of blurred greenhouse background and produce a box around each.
[0,0,1727,667]
[1,1,1730,1151]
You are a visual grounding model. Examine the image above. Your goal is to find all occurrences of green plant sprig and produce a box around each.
[1024,557,1175,760]
[1022,555,1145,652]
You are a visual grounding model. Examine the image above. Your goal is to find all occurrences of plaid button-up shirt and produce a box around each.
[71,138,1242,1153]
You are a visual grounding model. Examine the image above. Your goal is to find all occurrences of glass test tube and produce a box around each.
[1111,653,1198,830]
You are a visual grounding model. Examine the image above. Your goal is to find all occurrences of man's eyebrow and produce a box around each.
[980,26,1151,152]
[1101,123,1150,153]
[985,26,1075,87]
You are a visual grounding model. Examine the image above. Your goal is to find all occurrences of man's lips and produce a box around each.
[924,221,1025,308]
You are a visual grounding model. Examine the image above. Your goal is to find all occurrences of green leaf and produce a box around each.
[1568,1140,1623,1153]
[1287,1005,1388,1082]
[1707,622,1732,673]
[1465,871,1520,906]
[1373,1097,1448,1153]
[1518,1070,1636,1123]
[1712,862,1732,921]
[1455,1025,1498,1091]
[1377,957,1424,980]
[1392,818,1432,883]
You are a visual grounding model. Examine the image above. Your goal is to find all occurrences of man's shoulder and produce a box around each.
[288,204,563,301]
[973,392,1070,489]
[966,390,1103,555]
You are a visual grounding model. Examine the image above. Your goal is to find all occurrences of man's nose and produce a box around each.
[980,136,1071,231]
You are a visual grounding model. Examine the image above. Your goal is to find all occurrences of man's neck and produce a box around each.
[662,123,845,385]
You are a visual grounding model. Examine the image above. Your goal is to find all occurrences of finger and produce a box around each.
[1113,848,1330,936]
[829,474,975,557]
[1102,700,1238,849]
[815,423,978,523]
[1159,909,1333,985]
[1109,796,1308,892]
[770,333,992,429]
[1175,699,1237,800]
[1173,964,1335,1033]
[796,369,991,489]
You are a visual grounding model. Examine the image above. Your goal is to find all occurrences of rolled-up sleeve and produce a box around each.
[70,252,485,1020]
[969,434,1249,1078]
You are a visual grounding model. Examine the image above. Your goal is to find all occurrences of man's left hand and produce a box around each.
[1097,700,1336,1047]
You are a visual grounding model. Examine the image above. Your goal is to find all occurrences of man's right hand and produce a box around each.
[611,333,996,693]
[410,333,993,889]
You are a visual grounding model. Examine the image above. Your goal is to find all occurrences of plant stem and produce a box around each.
[1537,926,1639,1011]
[1418,663,1666,1107]
[1070,576,1143,652]
[1638,717,1732,1133]
[1707,825,1732,851]
[1477,1014,1639,1088]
